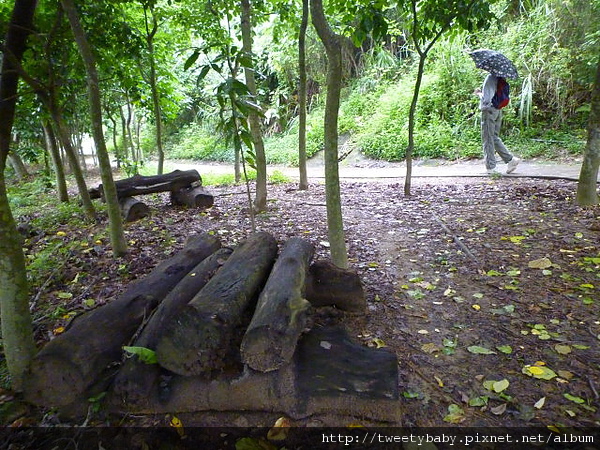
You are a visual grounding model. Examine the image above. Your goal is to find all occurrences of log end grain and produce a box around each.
[23,355,85,407]
[155,308,224,376]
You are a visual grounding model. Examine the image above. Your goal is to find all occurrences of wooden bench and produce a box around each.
[89,169,214,222]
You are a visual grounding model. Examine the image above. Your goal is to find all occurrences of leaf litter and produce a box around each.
[19,175,600,428]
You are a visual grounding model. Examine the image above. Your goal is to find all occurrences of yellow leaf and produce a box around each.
[53,326,65,335]
[528,257,552,269]
[267,416,290,441]
[472,304,481,311]
[371,338,387,348]
[434,376,444,387]
[56,231,66,237]
[170,415,185,437]
[529,366,545,375]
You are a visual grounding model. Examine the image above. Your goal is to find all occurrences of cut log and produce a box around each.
[89,169,201,199]
[119,196,149,222]
[296,325,398,401]
[23,233,222,408]
[241,237,314,372]
[108,326,400,423]
[171,185,214,208]
[111,247,233,407]
[156,232,278,376]
[305,260,366,313]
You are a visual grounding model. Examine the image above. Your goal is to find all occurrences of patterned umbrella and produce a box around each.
[468,49,518,79]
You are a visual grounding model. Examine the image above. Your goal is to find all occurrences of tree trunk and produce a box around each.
[61,0,128,256]
[111,247,232,407]
[42,119,69,202]
[90,169,201,199]
[145,6,164,175]
[405,53,426,197]
[119,196,149,222]
[240,0,267,212]
[241,238,314,372]
[298,0,309,190]
[310,0,348,269]
[156,232,278,376]
[577,53,600,205]
[0,0,39,391]
[170,185,214,208]
[23,234,222,408]
[305,260,366,313]
[7,150,29,179]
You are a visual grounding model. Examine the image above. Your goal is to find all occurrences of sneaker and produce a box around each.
[506,157,520,174]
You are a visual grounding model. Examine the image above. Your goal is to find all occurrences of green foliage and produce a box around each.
[165,123,232,162]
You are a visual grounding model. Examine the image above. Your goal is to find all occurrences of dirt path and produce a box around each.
[167,155,592,182]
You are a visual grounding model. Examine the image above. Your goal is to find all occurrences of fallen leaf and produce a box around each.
[534,397,546,409]
[472,304,481,311]
[496,345,513,354]
[557,370,574,380]
[563,393,585,404]
[267,417,290,441]
[443,404,465,424]
[320,340,332,350]
[468,396,489,407]
[484,379,510,393]
[169,415,185,438]
[522,365,557,380]
[421,343,440,354]
[490,403,507,415]
[434,376,444,387]
[467,345,496,355]
[554,344,572,355]
[528,257,552,269]
[53,326,65,335]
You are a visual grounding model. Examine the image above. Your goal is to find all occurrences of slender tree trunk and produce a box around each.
[298,0,309,190]
[241,0,267,212]
[61,0,128,256]
[46,95,95,218]
[7,150,29,179]
[576,53,600,205]
[0,0,38,392]
[145,7,164,175]
[405,54,426,196]
[42,119,69,202]
[310,0,348,269]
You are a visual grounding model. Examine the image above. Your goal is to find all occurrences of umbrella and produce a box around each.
[468,49,518,79]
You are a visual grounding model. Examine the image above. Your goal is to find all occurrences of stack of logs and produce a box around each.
[24,233,399,422]
[89,170,214,222]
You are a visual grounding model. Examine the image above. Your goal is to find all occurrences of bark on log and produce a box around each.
[111,248,233,407]
[241,238,314,372]
[89,169,201,199]
[119,196,149,222]
[23,233,222,407]
[305,260,366,313]
[156,232,278,376]
[107,326,400,423]
[171,185,214,208]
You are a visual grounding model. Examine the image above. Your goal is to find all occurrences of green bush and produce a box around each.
[166,123,232,162]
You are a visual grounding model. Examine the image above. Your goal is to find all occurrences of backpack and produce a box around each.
[492,77,510,109]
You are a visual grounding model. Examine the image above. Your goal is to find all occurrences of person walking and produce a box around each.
[469,49,521,175]
[474,74,520,174]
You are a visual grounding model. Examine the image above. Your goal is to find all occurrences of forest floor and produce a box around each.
[4,159,600,438]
